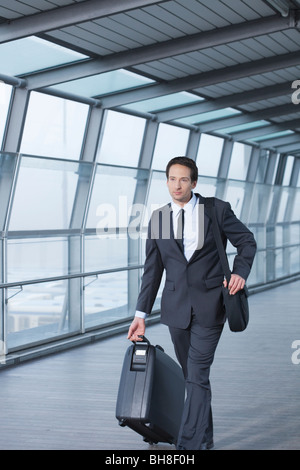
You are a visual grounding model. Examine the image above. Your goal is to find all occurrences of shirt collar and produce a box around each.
[171,192,197,216]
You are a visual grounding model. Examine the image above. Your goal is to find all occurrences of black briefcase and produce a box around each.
[115,337,185,445]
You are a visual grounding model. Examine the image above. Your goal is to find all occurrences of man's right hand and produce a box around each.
[127,317,145,342]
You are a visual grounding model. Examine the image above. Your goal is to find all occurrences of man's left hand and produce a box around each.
[223,274,245,295]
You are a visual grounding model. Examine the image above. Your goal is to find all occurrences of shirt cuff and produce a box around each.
[135,310,147,319]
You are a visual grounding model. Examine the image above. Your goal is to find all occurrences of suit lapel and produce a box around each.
[198,194,211,242]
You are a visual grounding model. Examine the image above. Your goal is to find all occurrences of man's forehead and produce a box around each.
[168,164,191,177]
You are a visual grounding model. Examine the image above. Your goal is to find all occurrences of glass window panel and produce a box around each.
[151,123,189,170]
[247,250,265,285]
[290,222,300,244]
[123,92,202,113]
[20,92,89,160]
[84,270,131,328]
[85,233,141,272]
[276,188,289,223]
[9,156,88,231]
[224,180,247,219]
[0,36,87,76]
[84,267,163,329]
[7,279,73,350]
[86,165,148,229]
[50,69,154,98]
[97,111,146,166]
[7,236,80,283]
[196,134,223,177]
[0,82,12,147]
[248,183,272,224]
[227,142,251,180]
[276,225,283,247]
[291,190,300,222]
[290,245,300,274]
[275,248,284,278]
[197,176,217,198]
[282,156,294,186]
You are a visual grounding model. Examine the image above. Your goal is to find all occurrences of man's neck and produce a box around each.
[172,192,193,208]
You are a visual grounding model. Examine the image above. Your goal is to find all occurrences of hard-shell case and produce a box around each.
[115,337,185,445]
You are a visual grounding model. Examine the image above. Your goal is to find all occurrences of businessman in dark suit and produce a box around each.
[128,156,256,450]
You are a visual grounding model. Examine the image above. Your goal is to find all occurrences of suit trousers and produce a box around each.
[168,314,223,450]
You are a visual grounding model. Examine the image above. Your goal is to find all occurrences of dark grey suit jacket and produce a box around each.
[136,193,256,329]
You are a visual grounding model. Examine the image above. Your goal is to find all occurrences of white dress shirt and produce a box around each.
[135,193,199,319]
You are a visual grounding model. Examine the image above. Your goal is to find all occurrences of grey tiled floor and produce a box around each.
[0,281,299,450]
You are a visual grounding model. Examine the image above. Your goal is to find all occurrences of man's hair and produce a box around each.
[166,156,198,182]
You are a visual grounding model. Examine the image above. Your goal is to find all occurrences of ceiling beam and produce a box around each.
[275,142,300,153]
[258,133,300,148]
[0,0,165,43]
[231,119,300,141]
[98,52,300,109]
[156,82,291,122]
[25,13,296,90]
[197,103,296,133]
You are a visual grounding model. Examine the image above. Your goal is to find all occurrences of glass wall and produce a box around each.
[0,87,299,357]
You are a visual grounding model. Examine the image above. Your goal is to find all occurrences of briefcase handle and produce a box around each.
[136,335,150,345]
[131,336,150,371]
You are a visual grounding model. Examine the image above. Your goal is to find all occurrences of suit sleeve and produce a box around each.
[221,202,257,281]
[135,218,164,316]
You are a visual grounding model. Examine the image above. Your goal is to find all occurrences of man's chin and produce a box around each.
[173,194,188,203]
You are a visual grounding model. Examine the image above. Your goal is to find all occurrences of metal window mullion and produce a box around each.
[2,88,30,154]
[80,106,105,163]
[186,129,201,161]
[264,150,278,185]
[215,138,233,200]
[65,104,105,334]
[246,146,260,183]
[128,119,158,312]
[289,157,300,187]
[239,147,261,224]
[0,236,7,358]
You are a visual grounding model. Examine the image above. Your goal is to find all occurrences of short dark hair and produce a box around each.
[166,156,198,182]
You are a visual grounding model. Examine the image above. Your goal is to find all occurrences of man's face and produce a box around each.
[167,164,197,206]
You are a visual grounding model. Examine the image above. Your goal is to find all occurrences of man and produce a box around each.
[127,156,256,450]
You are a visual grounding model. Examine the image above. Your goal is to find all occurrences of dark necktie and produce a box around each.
[177,208,185,251]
